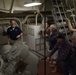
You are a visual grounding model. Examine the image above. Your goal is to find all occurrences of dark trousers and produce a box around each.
[59,61,70,75]
[72,65,76,75]
[70,57,76,75]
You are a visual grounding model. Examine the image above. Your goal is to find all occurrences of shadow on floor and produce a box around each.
[38,59,64,75]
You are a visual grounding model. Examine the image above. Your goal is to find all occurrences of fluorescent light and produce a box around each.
[24,2,42,7]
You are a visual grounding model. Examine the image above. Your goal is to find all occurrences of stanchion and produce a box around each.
[44,0,47,75]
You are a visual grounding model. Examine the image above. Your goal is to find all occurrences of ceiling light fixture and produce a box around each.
[24,2,42,7]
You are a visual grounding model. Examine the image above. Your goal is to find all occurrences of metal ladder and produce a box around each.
[51,0,71,39]
[66,6,76,28]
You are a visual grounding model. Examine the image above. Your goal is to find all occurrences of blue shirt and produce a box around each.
[50,40,73,61]
[7,26,22,40]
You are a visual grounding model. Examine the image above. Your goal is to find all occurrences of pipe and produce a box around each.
[22,15,35,24]
[0,18,21,26]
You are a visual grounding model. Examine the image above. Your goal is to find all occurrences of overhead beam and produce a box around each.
[0,9,9,13]
[0,9,9,11]
[10,0,15,13]
[39,0,48,11]
[3,0,5,9]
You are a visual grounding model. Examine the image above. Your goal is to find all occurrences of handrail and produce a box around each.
[22,15,35,25]
[22,13,43,26]
[36,13,43,26]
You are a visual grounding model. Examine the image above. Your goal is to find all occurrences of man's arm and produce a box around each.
[66,18,76,32]
[20,32,23,36]
[16,27,23,39]
[47,43,58,57]
[50,43,58,56]
[47,43,58,60]
[16,32,23,39]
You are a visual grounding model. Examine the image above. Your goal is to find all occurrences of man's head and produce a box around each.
[10,19,17,28]
[49,24,57,32]
[71,32,76,46]
[56,33,65,44]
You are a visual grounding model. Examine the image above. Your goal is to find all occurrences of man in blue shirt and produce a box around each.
[7,19,23,44]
